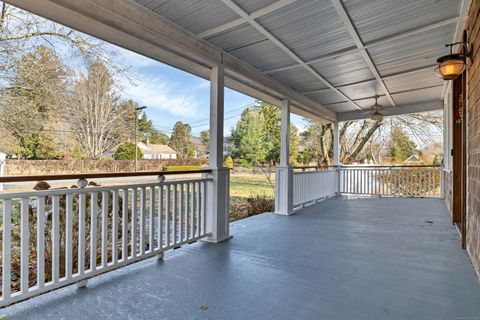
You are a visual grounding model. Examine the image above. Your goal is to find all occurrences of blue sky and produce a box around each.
[109,45,308,136]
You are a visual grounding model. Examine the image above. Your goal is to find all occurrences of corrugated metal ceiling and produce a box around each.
[134,0,462,117]
[257,0,356,61]
[343,0,460,43]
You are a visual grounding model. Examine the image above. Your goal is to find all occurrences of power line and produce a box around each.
[153,102,255,132]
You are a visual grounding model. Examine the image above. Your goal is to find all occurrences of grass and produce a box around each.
[229,173,275,198]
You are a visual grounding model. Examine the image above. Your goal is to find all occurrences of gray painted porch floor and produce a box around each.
[2,197,480,319]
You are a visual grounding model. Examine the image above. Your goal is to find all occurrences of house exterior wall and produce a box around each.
[466,0,480,277]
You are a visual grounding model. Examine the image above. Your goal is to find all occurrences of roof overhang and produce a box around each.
[5,0,336,122]
[5,0,472,123]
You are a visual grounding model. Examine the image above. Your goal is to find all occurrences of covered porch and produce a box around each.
[0,0,479,318]
[2,197,480,319]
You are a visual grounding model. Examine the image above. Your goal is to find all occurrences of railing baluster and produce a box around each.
[112,190,119,264]
[38,196,46,286]
[52,195,60,283]
[101,191,108,268]
[187,182,191,240]
[196,182,201,237]
[428,169,432,197]
[65,194,73,280]
[179,183,184,242]
[2,199,12,300]
[131,188,138,258]
[158,185,164,250]
[90,192,98,272]
[191,182,196,238]
[121,188,128,262]
[20,198,29,293]
[139,187,146,256]
[173,184,178,244]
[202,181,207,235]
[78,193,86,275]
[166,184,171,246]
[149,187,155,253]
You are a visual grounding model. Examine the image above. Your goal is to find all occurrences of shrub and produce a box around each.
[113,142,142,160]
[229,194,274,221]
[4,158,208,176]
[223,155,234,169]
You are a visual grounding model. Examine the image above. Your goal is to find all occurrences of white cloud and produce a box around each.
[118,76,199,118]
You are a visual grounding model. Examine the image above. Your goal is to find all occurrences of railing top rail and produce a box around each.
[340,165,441,168]
[0,169,213,183]
[0,177,213,199]
[293,166,336,169]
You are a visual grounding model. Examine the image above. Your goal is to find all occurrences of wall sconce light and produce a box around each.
[435,38,471,81]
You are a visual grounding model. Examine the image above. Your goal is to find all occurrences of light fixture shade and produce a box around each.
[370,112,383,121]
[435,54,467,80]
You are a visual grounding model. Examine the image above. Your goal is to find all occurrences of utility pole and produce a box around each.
[134,106,147,172]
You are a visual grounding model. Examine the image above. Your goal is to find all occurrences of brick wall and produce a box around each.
[466,0,480,277]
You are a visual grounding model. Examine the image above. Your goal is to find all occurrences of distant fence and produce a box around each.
[2,159,207,176]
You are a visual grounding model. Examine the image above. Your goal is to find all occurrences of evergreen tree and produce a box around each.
[388,126,417,163]
[113,142,143,160]
[168,121,194,158]
[231,108,267,167]
[0,46,66,159]
[258,102,281,163]
[200,130,209,156]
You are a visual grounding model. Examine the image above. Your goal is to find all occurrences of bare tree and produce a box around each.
[0,2,101,76]
[301,110,443,165]
[66,62,124,159]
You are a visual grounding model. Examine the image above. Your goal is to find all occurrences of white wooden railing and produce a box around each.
[293,167,338,207]
[0,172,212,307]
[339,165,443,198]
[292,165,443,208]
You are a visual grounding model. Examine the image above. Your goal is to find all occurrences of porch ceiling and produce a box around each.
[134,0,467,119]
[7,0,471,121]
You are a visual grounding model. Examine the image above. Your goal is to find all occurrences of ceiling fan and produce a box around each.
[364,95,385,121]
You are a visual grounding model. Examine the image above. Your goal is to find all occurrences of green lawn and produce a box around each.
[230,174,275,198]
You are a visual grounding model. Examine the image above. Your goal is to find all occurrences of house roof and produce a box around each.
[138,143,177,154]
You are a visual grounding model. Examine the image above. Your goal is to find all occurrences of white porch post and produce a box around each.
[275,99,294,215]
[204,63,230,243]
[333,122,340,166]
[333,122,341,194]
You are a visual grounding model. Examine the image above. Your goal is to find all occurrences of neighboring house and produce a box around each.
[137,142,177,159]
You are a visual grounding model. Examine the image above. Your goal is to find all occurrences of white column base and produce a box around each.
[202,168,232,243]
[275,166,294,216]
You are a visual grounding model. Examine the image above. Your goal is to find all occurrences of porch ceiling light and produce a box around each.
[435,41,470,81]
[369,111,383,122]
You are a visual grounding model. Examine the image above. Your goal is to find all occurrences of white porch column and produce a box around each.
[275,99,294,215]
[333,122,340,166]
[333,122,341,194]
[204,63,230,243]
